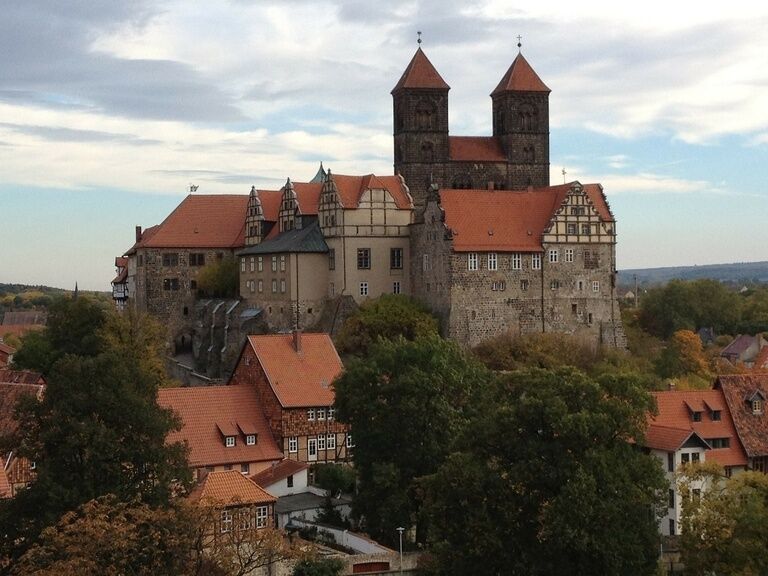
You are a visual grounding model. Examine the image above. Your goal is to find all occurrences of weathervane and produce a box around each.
[417,31,422,45]
[517,35,522,52]
[561,168,567,184]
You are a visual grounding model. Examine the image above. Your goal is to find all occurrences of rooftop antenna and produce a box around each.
[561,168,567,184]
[517,35,522,53]
[417,31,422,45]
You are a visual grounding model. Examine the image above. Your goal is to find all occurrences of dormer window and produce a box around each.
[225,436,236,447]
[711,410,722,421]
[692,411,702,422]
[246,434,256,446]
[753,399,763,415]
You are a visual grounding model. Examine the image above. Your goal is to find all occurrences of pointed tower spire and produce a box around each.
[73,282,79,300]
[492,53,550,95]
[391,47,449,93]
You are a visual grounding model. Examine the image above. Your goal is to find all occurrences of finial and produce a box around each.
[517,35,522,52]
[417,31,422,46]
[561,168,567,184]
[189,184,199,193]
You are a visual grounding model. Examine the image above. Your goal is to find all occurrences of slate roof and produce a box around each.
[238,222,328,256]
[650,390,748,467]
[157,384,283,468]
[189,470,276,506]
[251,459,309,488]
[244,333,343,408]
[328,173,413,210]
[139,195,249,249]
[491,52,550,95]
[715,374,768,458]
[392,47,450,93]
[448,136,506,162]
[439,182,613,252]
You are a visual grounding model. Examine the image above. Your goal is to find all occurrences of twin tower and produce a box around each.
[392,47,551,206]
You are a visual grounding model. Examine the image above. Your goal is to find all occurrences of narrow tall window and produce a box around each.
[511,253,522,270]
[565,249,574,262]
[391,248,403,270]
[360,282,369,296]
[357,248,371,269]
[241,258,246,272]
[328,248,335,270]
[271,256,277,272]
[488,253,498,271]
[468,253,478,271]
[393,281,401,294]
[532,254,541,270]
[280,255,286,271]
[549,249,559,263]
[257,256,263,272]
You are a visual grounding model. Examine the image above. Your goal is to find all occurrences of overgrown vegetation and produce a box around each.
[195,258,239,298]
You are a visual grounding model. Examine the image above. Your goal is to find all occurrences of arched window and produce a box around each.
[416,99,436,130]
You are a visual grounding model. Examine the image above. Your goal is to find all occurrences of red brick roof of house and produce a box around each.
[448,136,507,162]
[0,369,45,386]
[250,459,309,488]
[650,390,748,467]
[392,47,450,92]
[244,332,343,408]
[189,470,276,506]
[329,173,413,210]
[0,467,10,499]
[157,384,283,469]
[644,424,702,452]
[0,342,15,356]
[715,374,768,458]
[491,52,551,95]
[439,182,613,252]
[139,195,249,249]
[753,347,768,371]
[257,189,283,222]
[0,382,44,438]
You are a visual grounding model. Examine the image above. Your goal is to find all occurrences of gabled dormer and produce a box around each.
[278,178,298,233]
[542,182,616,244]
[746,390,766,415]
[218,422,238,447]
[245,186,265,246]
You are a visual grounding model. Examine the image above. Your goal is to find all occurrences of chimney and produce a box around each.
[487,181,494,191]
[293,329,302,353]
[135,225,142,242]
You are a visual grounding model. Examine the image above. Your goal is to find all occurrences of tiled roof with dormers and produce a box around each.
[327,173,413,210]
[140,195,248,249]
[392,47,450,93]
[651,390,748,467]
[157,384,283,469]
[244,333,343,409]
[448,136,506,162]
[715,374,768,458]
[251,459,309,488]
[491,52,550,95]
[189,470,276,506]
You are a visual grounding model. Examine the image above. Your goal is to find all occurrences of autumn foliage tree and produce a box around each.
[655,329,711,382]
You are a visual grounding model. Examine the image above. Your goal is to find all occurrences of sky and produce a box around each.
[0,1,766,291]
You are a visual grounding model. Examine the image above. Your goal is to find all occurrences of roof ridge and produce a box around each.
[392,47,450,93]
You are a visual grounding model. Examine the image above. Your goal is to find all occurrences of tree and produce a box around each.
[679,466,768,576]
[655,329,711,381]
[335,294,439,356]
[292,557,344,576]
[421,368,666,576]
[333,335,491,545]
[196,258,239,298]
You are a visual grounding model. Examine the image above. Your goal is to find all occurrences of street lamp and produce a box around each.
[396,526,405,575]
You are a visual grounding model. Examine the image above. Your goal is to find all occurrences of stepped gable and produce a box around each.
[189,469,276,505]
[392,47,450,92]
[329,173,413,209]
[492,52,551,95]
[141,194,249,249]
[448,136,506,162]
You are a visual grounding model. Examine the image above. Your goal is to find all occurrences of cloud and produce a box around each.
[0,122,159,144]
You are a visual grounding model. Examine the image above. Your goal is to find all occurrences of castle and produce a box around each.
[113,45,624,372]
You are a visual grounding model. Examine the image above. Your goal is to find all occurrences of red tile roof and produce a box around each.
[189,470,276,506]
[251,459,309,488]
[157,384,283,468]
[492,53,550,95]
[392,47,450,93]
[721,334,757,360]
[0,369,45,386]
[125,224,160,255]
[0,467,10,499]
[0,382,44,438]
[753,347,768,370]
[111,267,128,284]
[644,425,699,452]
[115,256,128,268]
[448,137,506,162]
[292,182,323,215]
[257,190,283,222]
[650,390,748,467]
[0,343,15,356]
[245,333,343,408]
[715,375,768,458]
[140,195,249,249]
[329,173,413,210]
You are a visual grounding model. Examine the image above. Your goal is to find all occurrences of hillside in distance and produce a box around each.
[618,261,768,288]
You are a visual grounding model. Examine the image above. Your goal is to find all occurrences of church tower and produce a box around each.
[392,47,450,206]
[491,52,551,188]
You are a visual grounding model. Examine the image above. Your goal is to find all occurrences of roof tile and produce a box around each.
[251,459,309,488]
[392,48,450,93]
[189,470,276,505]
[448,136,506,162]
[492,53,550,95]
[716,375,768,458]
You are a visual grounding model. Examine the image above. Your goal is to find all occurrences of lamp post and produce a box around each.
[397,526,405,575]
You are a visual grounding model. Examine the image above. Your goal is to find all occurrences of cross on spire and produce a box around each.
[517,35,522,52]
[417,31,422,45]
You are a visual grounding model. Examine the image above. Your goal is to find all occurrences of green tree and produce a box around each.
[335,294,439,356]
[292,557,344,576]
[679,466,768,576]
[196,258,239,298]
[333,335,490,545]
[421,368,666,576]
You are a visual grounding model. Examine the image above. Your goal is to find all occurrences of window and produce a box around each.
[225,436,235,447]
[327,434,336,450]
[346,433,354,448]
[511,253,522,270]
[30,461,36,470]
[422,253,430,272]
[328,248,335,270]
[271,279,277,293]
[669,519,675,536]
[692,452,700,463]
[548,249,559,263]
[693,488,701,501]
[393,281,401,294]
[307,409,315,421]
[280,255,286,271]
[246,434,256,446]
[668,452,674,472]
[163,278,179,291]
[565,249,574,262]
[708,438,731,449]
[532,254,541,270]
[550,280,560,290]
[566,223,577,234]
[753,399,763,414]
[318,408,326,421]
[271,256,277,272]
[318,435,326,451]
[329,282,335,297]
[189,253,205,266]
[581,224,591,235]
[328,407,335,420]
[162,253,179,267]
[221,510,233,533]
[520,279,529,291]
[712,410,722,421]
[488,253,498,271]
[492,280,506,291]
[692,411,702,422]
[468,253,478,271]
[681,453,690,464]
[257,256,263,272]
[360,282,369,296]
[584,250,599,269]
[280,279,286,293]
[592,281,600,292]
[288,437,298,453]
[241,258,246,272]
[287,474,294,488]
[578,280,584,291]
[357,248,371,269]
[258,280,263,293]
[241,463,250,474]
[669,489,675,509]
[571,206,585,216]
[391,248,403,269]
[256,506,268,528]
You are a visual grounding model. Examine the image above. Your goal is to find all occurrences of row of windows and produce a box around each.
[220,506,269,533]
[328,281,401,298]
[224,434,257,448]
[565,223,593,235]
[467,250,600,271]
[287,433,354,452]
[354,248,404,270]
[241,255,287,273]
[487,279,600,292]
[245,278,286,294]
[307,407,335,421]
[161,252,220,267]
